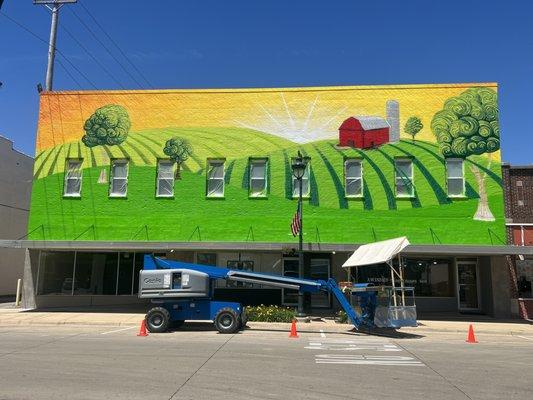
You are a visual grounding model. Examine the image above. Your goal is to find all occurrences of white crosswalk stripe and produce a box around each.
[307,336,425,367]
[315,354,424,366]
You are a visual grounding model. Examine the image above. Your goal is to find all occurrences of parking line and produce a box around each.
[100,326,136,335]
[320,330,326,338]
[516,335,533,341]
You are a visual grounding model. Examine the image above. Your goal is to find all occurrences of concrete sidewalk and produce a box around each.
[1,307,532,335]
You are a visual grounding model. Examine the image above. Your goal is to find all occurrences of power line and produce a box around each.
[0,11,97,89]
[78,0,153,89]
[56,57,82,88]
[67,5,145,88]
[55,12,126,88]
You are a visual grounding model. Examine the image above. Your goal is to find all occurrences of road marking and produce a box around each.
[516,335,533,341]
[315,354,424,366]
[306,343,401,351]
[100,326,136,335]
[306,338,400,352]
[320,329,326,338]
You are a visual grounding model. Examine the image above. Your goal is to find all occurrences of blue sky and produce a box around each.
[0,0,531,164]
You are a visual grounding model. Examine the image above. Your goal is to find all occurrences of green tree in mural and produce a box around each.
[82,104,131,147]
[431,87,500,221]
[404,116,423,141]
[163,137,193,179]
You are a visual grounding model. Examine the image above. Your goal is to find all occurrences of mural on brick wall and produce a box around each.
[28,83,505,245]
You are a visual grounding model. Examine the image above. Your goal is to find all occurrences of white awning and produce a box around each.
[342,237,410,268]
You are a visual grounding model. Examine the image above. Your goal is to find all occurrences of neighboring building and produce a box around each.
[3,82,531,318]
[502,163,533,319]
[338,116,390,149]
[0,135,33,296]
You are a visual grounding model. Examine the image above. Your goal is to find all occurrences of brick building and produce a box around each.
[502,163,533,319]
[1,83,531,320]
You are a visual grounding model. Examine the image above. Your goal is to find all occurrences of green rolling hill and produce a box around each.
[29,128,505,245]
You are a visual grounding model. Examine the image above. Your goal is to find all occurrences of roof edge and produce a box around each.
[40,82,499,96]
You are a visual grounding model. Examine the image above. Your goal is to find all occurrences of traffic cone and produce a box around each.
[137,319,148,337]
[289,319,299,338]
[466,324,477,343]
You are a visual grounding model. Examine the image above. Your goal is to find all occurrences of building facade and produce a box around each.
[502,163,533,318]
[0,135,33,296]
[8,82,531,317]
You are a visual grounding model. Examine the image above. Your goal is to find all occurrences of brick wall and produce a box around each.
[503,164,533,225]
[502,164,533,318]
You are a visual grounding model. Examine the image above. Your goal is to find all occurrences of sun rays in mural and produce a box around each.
[233,93,349,143]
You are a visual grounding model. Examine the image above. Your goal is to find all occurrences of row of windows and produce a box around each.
[63,157,467,199]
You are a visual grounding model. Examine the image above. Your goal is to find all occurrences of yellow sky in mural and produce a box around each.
[36,82,498,154]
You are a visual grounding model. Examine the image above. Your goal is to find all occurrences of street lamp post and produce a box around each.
[291,151,310,318]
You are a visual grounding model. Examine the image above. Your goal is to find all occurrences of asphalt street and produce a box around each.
[0,323,531,400]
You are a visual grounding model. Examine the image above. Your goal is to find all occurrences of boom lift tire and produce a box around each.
[146,307,170,333]
[214,308,240,334]
[240,307,248,329]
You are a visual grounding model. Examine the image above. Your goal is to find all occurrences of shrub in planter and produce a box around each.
[246,305,296,323]
[336,310,348,324]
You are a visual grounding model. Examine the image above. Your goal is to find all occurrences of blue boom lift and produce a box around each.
[139,255,416,333]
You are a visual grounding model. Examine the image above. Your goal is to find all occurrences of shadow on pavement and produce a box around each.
[23,304,150,314]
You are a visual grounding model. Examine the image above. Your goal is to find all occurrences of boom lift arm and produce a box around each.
[142,255,372,329]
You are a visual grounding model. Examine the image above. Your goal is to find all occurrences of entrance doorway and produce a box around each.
[282,258,299,306]
[456,260,480,311]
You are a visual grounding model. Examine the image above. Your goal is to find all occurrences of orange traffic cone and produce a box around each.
[289,319,299,338]
[137,319,148,337]
[466,324,477,343]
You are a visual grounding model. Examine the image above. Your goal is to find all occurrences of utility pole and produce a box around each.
[33,0,77,91]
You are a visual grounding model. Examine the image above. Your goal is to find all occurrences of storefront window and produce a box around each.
[355,258,453,297]
[39,251,75,295]
[517,257,533,298]
[197,253,217,266]
[118,252,134,295]
[226,260,254,288]
[132,253,145,295]
[39,251,145,296]
[74,252,118,295]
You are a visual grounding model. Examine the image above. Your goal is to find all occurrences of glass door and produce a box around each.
[310,259,331,308]
[456,261,480,311]
[282,258,299,306]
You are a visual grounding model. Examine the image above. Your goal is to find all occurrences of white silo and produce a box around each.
[386,100,400,143]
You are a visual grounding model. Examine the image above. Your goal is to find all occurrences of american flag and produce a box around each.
[290,207,301,237]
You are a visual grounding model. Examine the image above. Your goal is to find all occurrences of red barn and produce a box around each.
[338,116,390,149]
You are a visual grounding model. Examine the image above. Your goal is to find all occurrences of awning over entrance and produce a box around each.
[342,237,410,268]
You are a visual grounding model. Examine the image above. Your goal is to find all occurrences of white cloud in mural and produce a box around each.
[233,93,348,144]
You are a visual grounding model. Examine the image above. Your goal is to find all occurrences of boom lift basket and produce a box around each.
[342,237,417,328]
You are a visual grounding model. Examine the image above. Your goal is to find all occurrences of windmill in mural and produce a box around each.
[431,87,500,221]
[81,104,131,183]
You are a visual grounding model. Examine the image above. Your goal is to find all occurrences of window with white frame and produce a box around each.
[446,158,465,197]
[292,159,310,198]
[395,159,414,197]
[345,159,363,197]
[109,159,129,197]
[206,159,225,197]
[63,159,83,197]
[156,160,175,197]
[249,158,268,197]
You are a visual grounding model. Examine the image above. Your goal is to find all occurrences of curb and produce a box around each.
[1,318,532,335]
